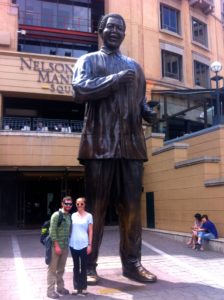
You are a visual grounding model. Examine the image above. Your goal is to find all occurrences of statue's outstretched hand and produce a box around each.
[117,69,135,84]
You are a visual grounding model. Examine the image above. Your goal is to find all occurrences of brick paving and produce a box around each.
[0,228,224,300]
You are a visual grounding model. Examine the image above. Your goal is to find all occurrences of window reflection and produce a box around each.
[194,61,209,88]
[19,39,89,58]
[16,0,92,32]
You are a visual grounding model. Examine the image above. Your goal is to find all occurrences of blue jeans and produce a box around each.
[70,247,87,290]
[198,232,215,244]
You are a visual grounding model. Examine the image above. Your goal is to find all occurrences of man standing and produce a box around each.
[47,196,72,299]
[72,13,157,284]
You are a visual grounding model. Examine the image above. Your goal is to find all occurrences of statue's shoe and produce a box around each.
[123,265,157,283]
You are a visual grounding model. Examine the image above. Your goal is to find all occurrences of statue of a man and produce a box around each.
[72,13,157,284]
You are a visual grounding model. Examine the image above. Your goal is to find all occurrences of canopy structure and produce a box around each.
[150,87,224,140]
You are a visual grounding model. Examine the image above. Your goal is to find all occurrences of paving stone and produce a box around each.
[1,229,224,299]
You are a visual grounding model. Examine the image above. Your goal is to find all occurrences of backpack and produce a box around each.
[40,210,63,245]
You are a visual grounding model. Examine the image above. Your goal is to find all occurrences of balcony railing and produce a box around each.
[189,0,214,15]
[1,117,83,133]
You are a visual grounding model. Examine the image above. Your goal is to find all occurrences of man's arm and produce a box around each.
[141,97,157,124]
[72,57,120,103]
[49,212,62,255]
[72,56,136,103]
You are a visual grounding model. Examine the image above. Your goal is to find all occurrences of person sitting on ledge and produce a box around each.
[196,214,218,251]
[187,213,202,249]
[36,122,44,131]
[54,123,63,132]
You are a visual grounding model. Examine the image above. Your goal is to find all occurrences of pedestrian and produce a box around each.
[196,214,218,251]
[69,197,93,296]
[47,196,72,299]
[187,213,202,249]
[72,13,157,284]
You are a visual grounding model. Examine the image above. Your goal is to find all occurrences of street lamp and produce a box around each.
[210,61,223,124]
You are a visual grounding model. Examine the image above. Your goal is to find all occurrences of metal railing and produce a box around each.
[1,117,83,133]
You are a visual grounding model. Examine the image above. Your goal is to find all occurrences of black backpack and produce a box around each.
[40,210,63,245]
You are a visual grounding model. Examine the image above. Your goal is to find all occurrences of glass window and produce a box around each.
[194,61,209,88]
[18,0,41,26]
[21,43,41,54]
[192,18,208,47]
[16,0,93,32]
[58,3,73,29]
[162,50,182,81]
[73,49,88,58]
[160,4,180,34]
[18,38,91,57]
[73,6,91,32]
[41,44,57,55]
[42,2,57,28]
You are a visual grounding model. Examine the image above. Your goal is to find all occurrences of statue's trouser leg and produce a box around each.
[84,159,143,270]
[118,160,143,270]
[85,160,115,270]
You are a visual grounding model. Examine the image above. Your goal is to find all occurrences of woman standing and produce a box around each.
[69,197,93,296]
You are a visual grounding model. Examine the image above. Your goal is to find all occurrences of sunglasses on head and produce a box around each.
[63,202,72,206]
[76,202,84,206]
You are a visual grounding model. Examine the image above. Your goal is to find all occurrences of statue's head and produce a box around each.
[98,13,126,50]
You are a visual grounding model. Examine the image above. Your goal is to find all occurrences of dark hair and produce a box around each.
[62,196,72,203]
[201,214,208,220]
[98,13,126,35]
[194,213,202,221]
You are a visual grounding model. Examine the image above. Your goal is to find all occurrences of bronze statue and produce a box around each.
[72,13,157,284]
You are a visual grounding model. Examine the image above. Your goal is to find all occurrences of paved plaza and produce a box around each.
[1,228,224,300]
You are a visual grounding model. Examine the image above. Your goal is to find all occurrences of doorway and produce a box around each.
[146,192,155,228]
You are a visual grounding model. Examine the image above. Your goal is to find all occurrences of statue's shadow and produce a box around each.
[62,275,224,299]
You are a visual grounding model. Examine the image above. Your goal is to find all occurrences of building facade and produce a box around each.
[1,0,224,235]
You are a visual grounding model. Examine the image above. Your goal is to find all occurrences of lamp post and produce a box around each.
[210,61,223,124]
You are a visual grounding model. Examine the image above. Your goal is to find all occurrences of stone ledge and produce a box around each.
[143,228,224,253]
[164,125,224,145]
[204,178,224,187]
[152,143,189,156]
[0,131,81,138]
[145,133,165,140]
[175,156,220,169]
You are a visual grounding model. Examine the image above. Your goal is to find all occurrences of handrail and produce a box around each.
[1,117,83,133]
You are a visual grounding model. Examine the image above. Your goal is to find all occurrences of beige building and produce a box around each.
[1,0,224,236]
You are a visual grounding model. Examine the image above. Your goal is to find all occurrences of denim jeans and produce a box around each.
[198,232,215,244]
[70,247,87,290]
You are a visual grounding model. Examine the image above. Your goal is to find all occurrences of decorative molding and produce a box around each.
[152,143,189,155]
[175,156,220,168]
[204,178,224,187]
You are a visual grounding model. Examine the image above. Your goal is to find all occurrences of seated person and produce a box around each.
[196,214,218,251]
[187,213,202,249]
[54,123,63,132]
[36,122,44,131]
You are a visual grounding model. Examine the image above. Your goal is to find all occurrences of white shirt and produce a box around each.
[69,212,93,250]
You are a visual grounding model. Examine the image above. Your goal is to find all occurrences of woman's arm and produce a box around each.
[87,223,93,255]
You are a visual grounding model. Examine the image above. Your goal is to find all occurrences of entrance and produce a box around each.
[0,171,85,228]
[21,174,85,228]
[0,170,118,228]
[146,192,155,228]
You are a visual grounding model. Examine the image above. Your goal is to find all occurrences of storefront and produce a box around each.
[0,51,86,228]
